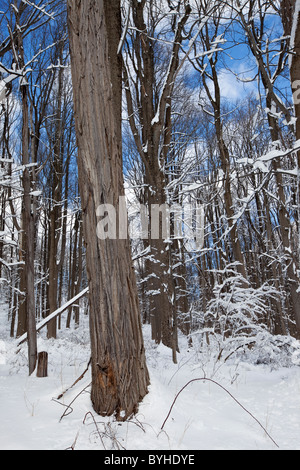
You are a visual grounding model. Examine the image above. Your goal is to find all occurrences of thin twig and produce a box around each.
[65,431,80,451]
[83,412,107,450]
[58,382,91,422]
[83,412,126,450]
[161,377,279,448]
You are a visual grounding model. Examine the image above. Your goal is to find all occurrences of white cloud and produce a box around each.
[218,64,257,101]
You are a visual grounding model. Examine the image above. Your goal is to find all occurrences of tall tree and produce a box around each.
[192,1,247,280]
[123,0,191,352]
[233,0,300,334]
[11,5,37,375]
[67,0,149,419]
[47,38,66,339]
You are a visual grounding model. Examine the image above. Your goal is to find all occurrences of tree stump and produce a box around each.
[36,351,48,378]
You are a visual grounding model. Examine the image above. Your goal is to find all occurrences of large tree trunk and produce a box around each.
[281,0,299,158]
[67,0,149,420]
[289,0,300,332]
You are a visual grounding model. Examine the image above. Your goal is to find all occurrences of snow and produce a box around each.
[0,299,300,451]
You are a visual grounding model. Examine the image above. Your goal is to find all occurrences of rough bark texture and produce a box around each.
[290,1,300,161]
[36,351,48,378]
[276,0,300,334]
[67,0,149,419]
[289,0,300,332]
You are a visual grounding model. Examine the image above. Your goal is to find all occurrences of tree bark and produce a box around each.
[13,16,38,374]
[67,0,149,419]
[289,0,300,332]
[289,0,300,166]
[47,45,64,338]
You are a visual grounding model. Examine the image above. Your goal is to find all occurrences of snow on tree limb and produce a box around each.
[17,287,89,346]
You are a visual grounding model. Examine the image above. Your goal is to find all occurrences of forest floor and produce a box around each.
[0,298,300,451]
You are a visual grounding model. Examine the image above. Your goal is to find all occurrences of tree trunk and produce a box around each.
[289,1,300,332]
[36,352,48,378]
[291,4,300,154]
[15,20,37,374]
[47,48,64,339]
[265,92,300,335]
[238,0,300,334]
[66,211,80,328]
[67,0,149,420]
[202,63,247,281]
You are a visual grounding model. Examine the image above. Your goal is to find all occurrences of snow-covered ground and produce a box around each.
[0,299,300,451]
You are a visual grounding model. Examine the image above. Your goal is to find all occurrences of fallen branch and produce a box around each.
[17,287,89,346]
[161,377,279,449]
[57,357,91,400]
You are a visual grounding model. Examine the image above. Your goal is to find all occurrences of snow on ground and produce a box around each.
[0,300,300,451]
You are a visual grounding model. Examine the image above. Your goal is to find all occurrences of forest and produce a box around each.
[0,0,300,451]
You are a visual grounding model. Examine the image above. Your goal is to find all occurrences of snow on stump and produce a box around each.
[36,351,48,378]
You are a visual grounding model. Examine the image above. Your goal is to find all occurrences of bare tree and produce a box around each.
[231,0,300,335]
[122,0,192,353]
[191,0,248,280]
[9,5,38,374]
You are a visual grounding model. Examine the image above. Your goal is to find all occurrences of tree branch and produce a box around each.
[161,377,279,448]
